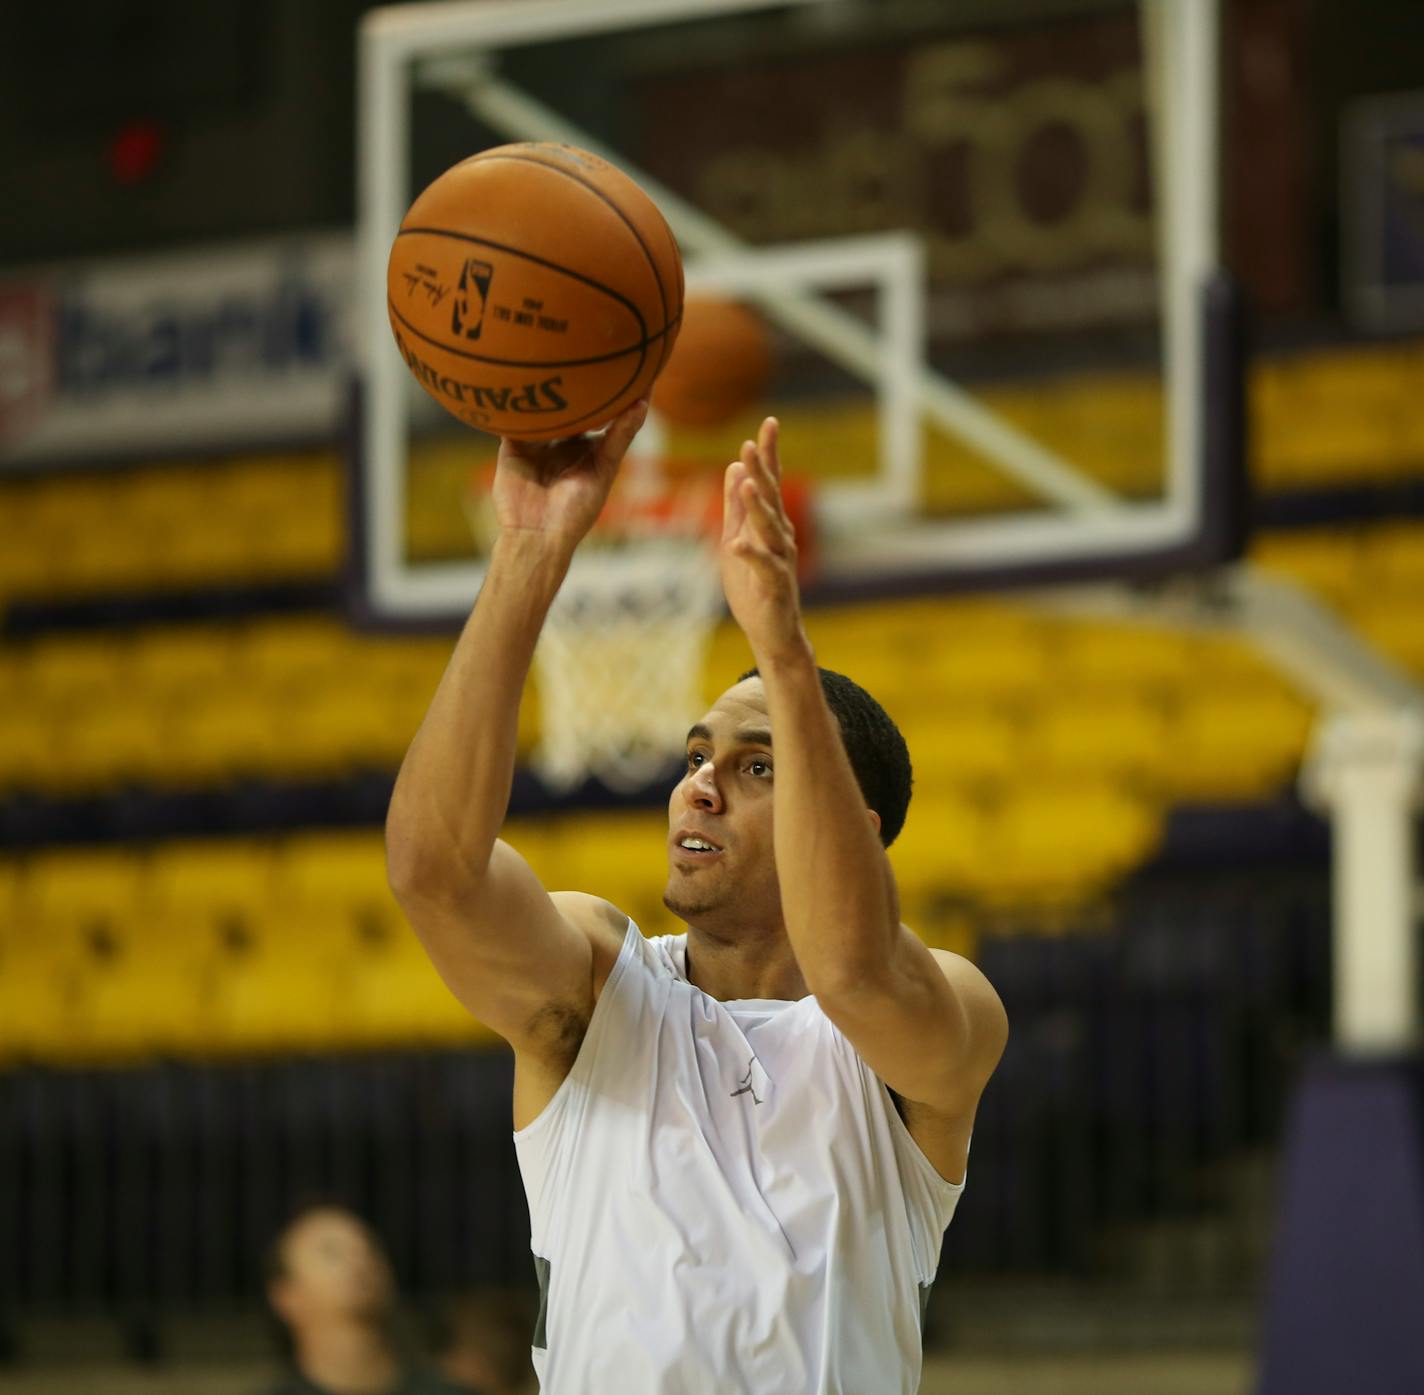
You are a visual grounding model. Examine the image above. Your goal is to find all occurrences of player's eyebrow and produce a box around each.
[684,723,774,748]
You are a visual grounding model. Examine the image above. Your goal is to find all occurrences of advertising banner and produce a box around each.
[0,233,355,468]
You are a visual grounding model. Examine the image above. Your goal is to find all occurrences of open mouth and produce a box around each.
[673,834,724,861]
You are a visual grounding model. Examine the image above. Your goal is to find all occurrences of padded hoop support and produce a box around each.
[1257,1052,1424,1395]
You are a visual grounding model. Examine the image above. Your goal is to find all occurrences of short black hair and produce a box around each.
[737,666,912,847]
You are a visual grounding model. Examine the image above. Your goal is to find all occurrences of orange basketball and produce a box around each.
[387,142,684,441]
[651,296,774,428]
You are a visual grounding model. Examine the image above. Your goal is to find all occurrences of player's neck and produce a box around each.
[683,926,807,1002]
[294,1317,400,1395]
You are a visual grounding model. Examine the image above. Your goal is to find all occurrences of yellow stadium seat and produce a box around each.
[120,463,219,524]
[205,938,347,1053]
[0,856,20,914]
[162,694,284,781]
[279,682,401,775]
[20,847,149,924]
[237,618,355,686]
[0,652,24,699]
[1359,523,1424,589]
[927,631,1051,704]
[22,636,128,701]
[63,933,215,1059]
[0,935,88,1061]
[1042,375,1164,497]
[1190,635,1296,693]
[0,528,53,597]
[1251,530,1361,609]
[1052,623,1190,694]
[889,797,993,899]
[1028,695,1170,787]
[363,639,458,737]
[275,832,394,915]
[43,703,169,792]
[530,813,677,936]
[1352,596,1424,680]
[151,515,264,586]
[1162,688,1314,800]
[0,707,58,790]
[541,812,668,903]
[911,709,1023,791]
[1254,349,1414,487]
[197,886,355,1053]
[986,783,1162,900]
[243,504,343,578]
[340,915,496,1047]
[363,634,453,686]
[218,453,336,513]
[923,424,1038,516]
[25,473,125,532]
[129,626,237,696]
[42,523,150,596]
[149,839,276,920]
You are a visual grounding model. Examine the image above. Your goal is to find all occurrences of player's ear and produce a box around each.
[867,809,882,836]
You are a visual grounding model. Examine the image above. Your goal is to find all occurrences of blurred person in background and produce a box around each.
[264,1204,460,1395]
[436,1288,537,1395]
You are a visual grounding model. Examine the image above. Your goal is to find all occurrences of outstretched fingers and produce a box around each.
[757,416,781,482]
[722,457,748,544]
[723,417,793,564]
[735,477,796,570]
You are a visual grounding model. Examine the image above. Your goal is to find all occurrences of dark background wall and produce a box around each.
[0,0,1417,318]
[0,0,367,261]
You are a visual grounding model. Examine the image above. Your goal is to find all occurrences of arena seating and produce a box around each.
[0,870,1329,1307]
[1,340,1421,605]
[0,340,1421,1064]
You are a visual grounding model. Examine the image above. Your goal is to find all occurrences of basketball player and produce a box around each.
[386,403,1008,1394]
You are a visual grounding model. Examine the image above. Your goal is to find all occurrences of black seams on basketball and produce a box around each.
[387,142,685,441]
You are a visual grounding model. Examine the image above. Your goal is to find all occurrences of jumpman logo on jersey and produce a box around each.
[730,1057,763,1105]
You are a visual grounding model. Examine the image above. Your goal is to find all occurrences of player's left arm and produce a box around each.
[720,419,1008,1117]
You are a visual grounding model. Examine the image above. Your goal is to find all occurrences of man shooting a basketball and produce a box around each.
[385,404,1008,1394]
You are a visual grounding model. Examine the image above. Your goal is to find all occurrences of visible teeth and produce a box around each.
[681,838,716,851]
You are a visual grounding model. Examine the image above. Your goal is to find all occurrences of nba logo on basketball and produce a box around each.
[452,259,494,341]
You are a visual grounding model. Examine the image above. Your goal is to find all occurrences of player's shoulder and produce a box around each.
[550,890,628,939]
[926,943,1004,1004]
[550,892,633,978]
[925,943,1009,1057]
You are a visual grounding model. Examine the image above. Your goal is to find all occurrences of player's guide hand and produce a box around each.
[721,416,806,661]
[493,399,649,552]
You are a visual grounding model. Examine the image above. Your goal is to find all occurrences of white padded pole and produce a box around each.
[1304,712,1424,1054]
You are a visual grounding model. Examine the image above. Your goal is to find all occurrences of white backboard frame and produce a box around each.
[356,0,1223,621]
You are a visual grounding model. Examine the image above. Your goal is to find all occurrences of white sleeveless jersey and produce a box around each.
[513,919,966,1394]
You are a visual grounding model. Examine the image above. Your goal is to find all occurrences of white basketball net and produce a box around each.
[535,526,724,791]
[464,424,727,792]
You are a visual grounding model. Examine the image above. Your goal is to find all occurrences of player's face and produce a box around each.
[664,677,780,928]
[272,1209,393,1328]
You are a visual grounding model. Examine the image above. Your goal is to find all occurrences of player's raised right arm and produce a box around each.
[384,402,648,1052]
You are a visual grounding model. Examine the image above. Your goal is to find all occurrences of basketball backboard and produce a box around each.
[353,0,1244,624]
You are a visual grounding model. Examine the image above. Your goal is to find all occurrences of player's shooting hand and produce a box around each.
[493,399,649,551]
[720,417,807,662]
